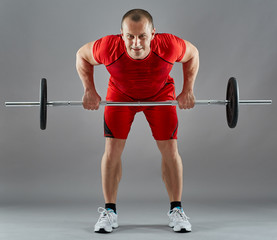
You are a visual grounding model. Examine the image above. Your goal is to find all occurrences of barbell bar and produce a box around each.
[5,77,272,130]
[5,100,272,107]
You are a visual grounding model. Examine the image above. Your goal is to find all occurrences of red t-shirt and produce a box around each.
[93,33,186,100]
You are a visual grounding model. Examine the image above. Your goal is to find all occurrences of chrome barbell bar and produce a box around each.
[5,99,272,107]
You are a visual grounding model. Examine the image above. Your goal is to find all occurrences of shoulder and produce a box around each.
[152,33,186,63]
[95,35,122,45]
[152,33,185,48]
[93,35,124,65]
[93,34,123,55]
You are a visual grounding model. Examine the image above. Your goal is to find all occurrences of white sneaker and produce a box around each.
[167,207,192,232]
[94,207,118,233]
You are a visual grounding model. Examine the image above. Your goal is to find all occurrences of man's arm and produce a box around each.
[176,40,199,109]
[76,41,101,110]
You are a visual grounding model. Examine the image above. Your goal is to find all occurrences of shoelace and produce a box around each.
[97,207,115,224]
[168,208,190,221]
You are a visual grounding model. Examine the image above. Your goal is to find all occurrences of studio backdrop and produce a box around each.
[0,0,276,204]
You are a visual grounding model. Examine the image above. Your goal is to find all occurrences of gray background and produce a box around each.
[0,0,276,239]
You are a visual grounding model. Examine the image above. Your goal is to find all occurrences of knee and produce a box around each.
[103,139,125,165]
[157,140,180,161]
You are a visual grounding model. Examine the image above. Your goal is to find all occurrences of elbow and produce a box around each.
[75,50,82,70]
[193,45,199,60]
[192,46,199,68]
[76,49,83,61]
[76,50,88,73]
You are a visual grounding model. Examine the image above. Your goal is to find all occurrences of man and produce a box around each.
[76,9,199,233]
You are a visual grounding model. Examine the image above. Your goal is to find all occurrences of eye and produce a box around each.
[139,34,146,39]
[127,34,134,39]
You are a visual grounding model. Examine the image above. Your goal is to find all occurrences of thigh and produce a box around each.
[104,84,139,139]
[143,106,178,140]
[104,106,137,139]
[143,82,178,140]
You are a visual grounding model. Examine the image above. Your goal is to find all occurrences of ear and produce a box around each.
[120,28,123,37]
[151,28,156,40]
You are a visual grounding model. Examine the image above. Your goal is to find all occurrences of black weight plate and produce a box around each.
[226,77,239,128]
[40,78,47,130]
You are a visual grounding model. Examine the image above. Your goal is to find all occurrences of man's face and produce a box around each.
[121,17,155,60]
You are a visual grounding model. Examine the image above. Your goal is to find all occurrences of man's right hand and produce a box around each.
[82,90,101,110]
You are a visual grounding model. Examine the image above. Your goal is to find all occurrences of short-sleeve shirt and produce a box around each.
[93,33,186,100]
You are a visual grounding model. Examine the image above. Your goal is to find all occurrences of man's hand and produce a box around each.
[82,89,101,110]
[176,90,195,109]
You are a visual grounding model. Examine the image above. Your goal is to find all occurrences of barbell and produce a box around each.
[5,77,272,130]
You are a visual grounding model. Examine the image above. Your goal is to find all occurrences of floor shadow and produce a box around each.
[115,224,171,233]
[83,221,230,234]
[84,224,175,234]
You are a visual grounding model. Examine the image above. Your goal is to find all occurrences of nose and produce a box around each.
[133,36,141,47]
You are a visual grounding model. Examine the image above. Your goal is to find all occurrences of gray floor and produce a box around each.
[1,199,276,240]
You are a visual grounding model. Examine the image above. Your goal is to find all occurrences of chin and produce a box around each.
[132,55,143,59]
[131,52,146,59]
[127,48,146,59]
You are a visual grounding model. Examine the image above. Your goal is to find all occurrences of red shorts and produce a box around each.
[104,81,178,140]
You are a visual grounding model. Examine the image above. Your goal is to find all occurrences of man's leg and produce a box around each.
[94,138,126,233]
[156,139,192,232]
[101,138,126,203]
[156,139,183,202]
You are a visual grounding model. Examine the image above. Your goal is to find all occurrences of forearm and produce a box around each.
[76,53,97,93]
[182,53,199,93]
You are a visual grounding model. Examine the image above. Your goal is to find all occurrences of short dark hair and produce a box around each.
[121,9,154,30]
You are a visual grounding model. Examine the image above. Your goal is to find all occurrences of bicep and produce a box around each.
[76,41,100,66]
[179,40,199,63]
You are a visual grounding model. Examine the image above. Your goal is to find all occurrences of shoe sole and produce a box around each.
[175,228,191,233]
[169,224,192,233]
[95,228,112,234]
[169,222,191,233]
[94,226,118,234]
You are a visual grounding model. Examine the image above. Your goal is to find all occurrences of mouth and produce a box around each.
[131,47,143,51]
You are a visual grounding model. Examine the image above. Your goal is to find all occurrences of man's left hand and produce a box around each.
[176,90,195,109]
